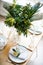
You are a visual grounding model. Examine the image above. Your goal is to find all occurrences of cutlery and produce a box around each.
[9,53,25,60]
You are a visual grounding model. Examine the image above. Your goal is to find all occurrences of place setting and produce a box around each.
[29,25,42,35]
[8,44,30,64]
[0,33,7,51]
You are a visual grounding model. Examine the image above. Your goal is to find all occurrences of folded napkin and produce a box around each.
[18,52,28,60]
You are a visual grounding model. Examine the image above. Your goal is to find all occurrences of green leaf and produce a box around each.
[4,1,43,36]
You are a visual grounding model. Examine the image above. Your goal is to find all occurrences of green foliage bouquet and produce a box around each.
[4,0,42,36]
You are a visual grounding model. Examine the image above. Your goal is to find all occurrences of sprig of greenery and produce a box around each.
[4,1,42,36]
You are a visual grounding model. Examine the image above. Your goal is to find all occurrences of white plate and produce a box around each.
[29,28,42,35]
[29,25,42,35]
[0,34,7,50]
[9,45,29,63]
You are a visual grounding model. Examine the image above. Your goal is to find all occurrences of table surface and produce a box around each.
[0,16,43,65]
[0,33,43,65]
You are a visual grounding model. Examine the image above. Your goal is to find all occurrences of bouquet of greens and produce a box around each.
[4,0,42,36]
